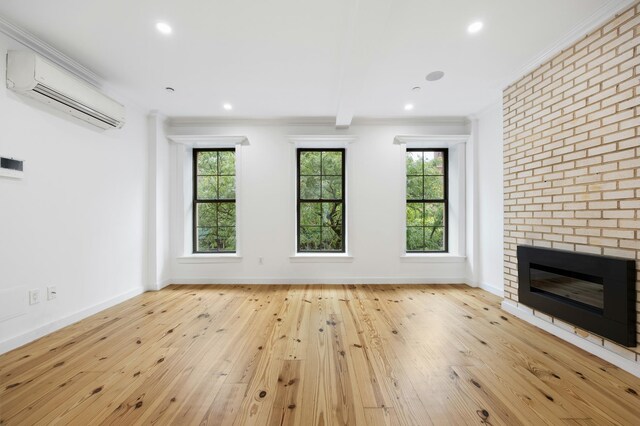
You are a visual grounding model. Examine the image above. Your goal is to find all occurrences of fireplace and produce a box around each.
[517,245,636,346]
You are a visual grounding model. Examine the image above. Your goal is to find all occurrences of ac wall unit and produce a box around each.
[6,50,125,130]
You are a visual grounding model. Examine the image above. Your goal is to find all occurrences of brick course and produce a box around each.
[503,2,640,362]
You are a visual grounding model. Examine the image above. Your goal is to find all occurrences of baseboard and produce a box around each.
[463,279,504,297]
[0,286,146,355]
[501,300,640,379]
[167,277,468,285]
[478,281,504,297]
[156,278,173,290]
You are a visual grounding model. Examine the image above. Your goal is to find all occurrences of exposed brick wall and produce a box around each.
[503,2,640,362]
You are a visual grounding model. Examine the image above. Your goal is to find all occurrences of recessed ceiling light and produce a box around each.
[223,103,233,110]
[467,21,483,34]
[426,71,445,81]
[156,22,172,35]
[412,86,421,92]
[165,87,175,92]
[404,103,414,111]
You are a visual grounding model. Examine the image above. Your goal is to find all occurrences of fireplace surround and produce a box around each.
[518,245,636,347]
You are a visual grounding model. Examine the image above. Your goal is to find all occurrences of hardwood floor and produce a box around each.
[1,285,639,425]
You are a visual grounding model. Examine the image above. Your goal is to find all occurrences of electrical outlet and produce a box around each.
[29,289,40,305]
[47,286,57,300]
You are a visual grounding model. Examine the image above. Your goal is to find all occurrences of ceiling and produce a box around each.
[0,0,620,125]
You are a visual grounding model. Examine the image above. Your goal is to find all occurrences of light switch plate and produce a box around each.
[29,289,40,305]
[47,286,57,300]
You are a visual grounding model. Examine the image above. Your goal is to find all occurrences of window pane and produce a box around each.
[406,176,423,200]
[218,227,236,251]
[424,176,444,199]
[424,203,444,227]
[321,176,342,199]
[194,150,237,254]
[300,203,322,226]
[218,176,235,199]
[407,227,424,251]
[197,227,217,251]
[405,149,447,253]
[298,149,345,253]
[218,203,236,227]
[197,151,217,175]
[322,202,342,229]
[424,227,444,251]
[218,151,235,175]
[322,151,342,175]
[300,151,321,175]
[406,152,423,175]
[197,203,217,227]
[300,227,321,250]
[424,151,444,175]
[197,176,217,199]
[300,176,321,199]
[406,203,423,226]
[321,227,342,251]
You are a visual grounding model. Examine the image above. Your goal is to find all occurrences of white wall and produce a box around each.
[474,101,504,295]
[147,113,171,290]
[165,120,475,284]
[0,33,148,353]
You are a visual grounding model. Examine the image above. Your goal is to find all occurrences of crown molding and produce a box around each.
[168,116,336,128]
[167,116,471,129]
[288,135,357,145]
[351,116,470,126]
[468,91,503,120]
[0,14,103,88]
[167,134,249,147]
[393,134,470,147]
[504,0,636,89]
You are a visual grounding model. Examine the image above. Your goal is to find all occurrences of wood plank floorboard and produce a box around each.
[0,284,639,425]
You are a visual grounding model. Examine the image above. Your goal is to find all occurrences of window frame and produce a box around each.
[296,148,346,253]
[192,147,237,254]
[406,148,449,253]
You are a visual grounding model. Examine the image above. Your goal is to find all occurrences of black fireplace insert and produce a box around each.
[517,245,636,346]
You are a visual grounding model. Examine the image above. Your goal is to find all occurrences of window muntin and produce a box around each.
[406,149,448,252]
[193,149,236,253]
[297,149,345,252]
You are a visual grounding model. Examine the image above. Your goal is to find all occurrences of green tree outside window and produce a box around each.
[406,149,447,252]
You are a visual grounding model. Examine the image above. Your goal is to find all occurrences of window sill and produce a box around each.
[177,254,243,264]
[289,254,354,263]
[399,254,466,263]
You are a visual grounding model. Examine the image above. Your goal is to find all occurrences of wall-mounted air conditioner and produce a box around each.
[6,50,125,130]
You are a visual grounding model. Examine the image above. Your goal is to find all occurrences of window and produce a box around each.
[406,149,448,252]
[297,149,345,252]
[193,148,236,253]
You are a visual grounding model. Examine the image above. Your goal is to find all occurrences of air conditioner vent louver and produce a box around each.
[32,83,121,128]
[6,50,125,130]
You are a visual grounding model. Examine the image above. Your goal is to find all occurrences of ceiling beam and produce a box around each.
[335,0,393,128]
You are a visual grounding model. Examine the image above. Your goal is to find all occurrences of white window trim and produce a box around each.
[289,253,354,263]
[168,134,248,262]
[288,135,356,261]
[394,135,468,262]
